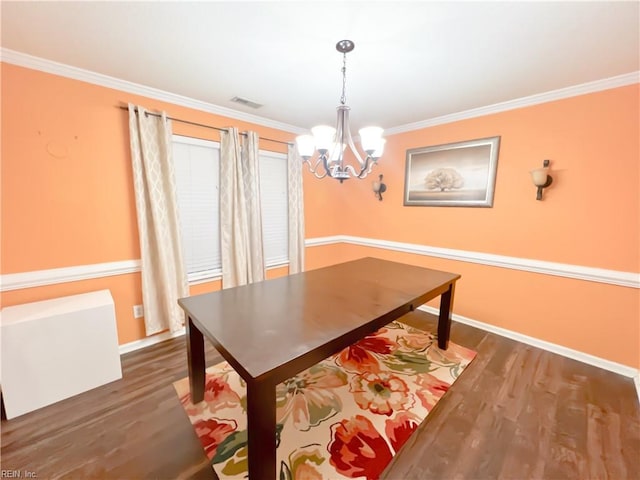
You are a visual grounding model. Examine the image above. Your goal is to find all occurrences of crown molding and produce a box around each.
[3,48,637,137]
[385,71,640,135]
[0,48,305,135]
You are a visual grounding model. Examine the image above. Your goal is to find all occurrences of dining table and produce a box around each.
[178,256,460,480]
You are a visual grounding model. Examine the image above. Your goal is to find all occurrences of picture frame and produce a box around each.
[403,136,500,207]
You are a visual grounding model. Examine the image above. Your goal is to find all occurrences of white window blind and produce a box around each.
[259,151,289,267]
[172,136,221,281]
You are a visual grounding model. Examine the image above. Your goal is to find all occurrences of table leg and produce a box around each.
[437,282,456,350]
[247,379,276,480]
[186,316,205,403]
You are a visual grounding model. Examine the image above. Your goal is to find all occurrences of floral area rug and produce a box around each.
[174,320,476,480]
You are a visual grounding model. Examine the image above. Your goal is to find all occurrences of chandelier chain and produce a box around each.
[340,52,347,105]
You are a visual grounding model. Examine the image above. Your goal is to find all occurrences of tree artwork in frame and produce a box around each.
[404,136,500,207]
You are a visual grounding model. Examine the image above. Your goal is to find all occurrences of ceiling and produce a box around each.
[2,1,639,134]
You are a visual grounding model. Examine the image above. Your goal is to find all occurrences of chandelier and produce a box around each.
[296,40,385,182]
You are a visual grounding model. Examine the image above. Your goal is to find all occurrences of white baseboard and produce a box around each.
[117,306,640,404]
[118,327,185,356]
[418,305,639,379]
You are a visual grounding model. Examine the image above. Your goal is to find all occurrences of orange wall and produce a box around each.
[2,62,638,369]
[333,85,639,270]
[1,63,294,344]
[304,84,640,369]
[312,243,639,369]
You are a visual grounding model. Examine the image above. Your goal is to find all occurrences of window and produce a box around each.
[173,136,221,282]
[259,150,289,266]
[172,135,289,283]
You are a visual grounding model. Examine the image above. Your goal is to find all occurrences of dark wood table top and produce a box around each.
[178,257,460,384]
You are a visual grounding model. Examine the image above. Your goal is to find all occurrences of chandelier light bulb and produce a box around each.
[358,126,384,154]
[371,138,386,159]
[295,134,315,159]
[310,125,336,154]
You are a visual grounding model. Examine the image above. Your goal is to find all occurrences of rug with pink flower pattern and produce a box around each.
[174,320,476,480]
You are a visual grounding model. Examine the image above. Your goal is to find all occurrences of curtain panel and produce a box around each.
[128,104,188,335]
[287,144,305,273]
[220,128,266,288]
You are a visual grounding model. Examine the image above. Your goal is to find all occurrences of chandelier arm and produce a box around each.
[346,132,366,167]
[336,107,348,166]
[342,163,367,178]
[322,154,332,176]
[356,157,376,178]
[341,157,375,179]
[303,156,329,179]
[337,106,366,167]
[304,156,321,171]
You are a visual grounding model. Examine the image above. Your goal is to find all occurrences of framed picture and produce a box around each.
[404,136,500,207]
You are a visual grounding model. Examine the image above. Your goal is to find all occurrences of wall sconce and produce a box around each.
[372,174,387,201]
[530,159,553,200]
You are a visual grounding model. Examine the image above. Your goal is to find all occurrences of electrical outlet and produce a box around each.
[133,305,144,318]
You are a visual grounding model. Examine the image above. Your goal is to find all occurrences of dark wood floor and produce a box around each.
[2,311,638,479]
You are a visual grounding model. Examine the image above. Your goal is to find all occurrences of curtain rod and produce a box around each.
[119,105,293,146]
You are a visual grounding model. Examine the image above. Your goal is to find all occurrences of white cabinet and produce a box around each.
[1,290,122,419]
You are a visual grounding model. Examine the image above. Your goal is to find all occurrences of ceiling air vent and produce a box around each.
[230,96,263,109]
